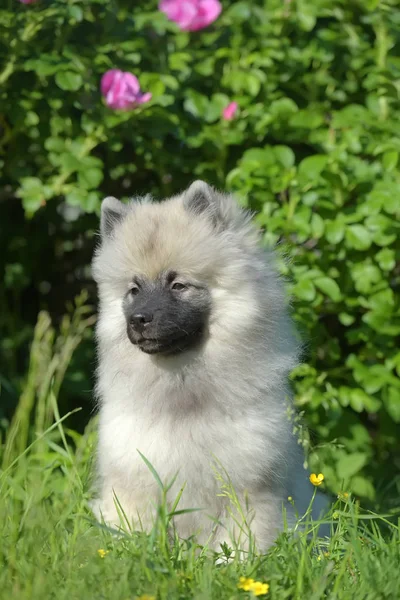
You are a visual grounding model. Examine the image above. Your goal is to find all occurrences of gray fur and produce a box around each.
[100,196,129,238]
[91,181,329,552]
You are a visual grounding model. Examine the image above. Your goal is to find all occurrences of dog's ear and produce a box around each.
[183,180,247,231]
[183,180,214,215]
[183,180,220,224]
[100,196,129,238]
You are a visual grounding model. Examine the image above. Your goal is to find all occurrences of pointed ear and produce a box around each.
[100,196,129,238]
[183,180,217,221]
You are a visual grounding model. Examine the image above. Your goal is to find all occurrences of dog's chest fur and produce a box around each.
[97,351,291,509]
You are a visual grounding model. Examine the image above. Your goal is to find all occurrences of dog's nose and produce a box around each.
[130,312,153,332]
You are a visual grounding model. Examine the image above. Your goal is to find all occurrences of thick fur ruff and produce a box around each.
[91,182,328,551]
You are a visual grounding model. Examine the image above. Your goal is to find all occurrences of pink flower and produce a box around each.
[222,101,239,121]
[159,0,222,32]
[100,70,152,111]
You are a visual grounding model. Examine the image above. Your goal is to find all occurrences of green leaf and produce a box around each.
[325,220,345,244]
[314,277,341,302]
[367,182,399,215]
[290,111,324,129]
[382,150,398,171]
[226,2,252,20]
[274,146,295,169]
[385,387,400,423]
[65,190,85,207]
[339,313,355,326]
[298,155,328,181]
[297,2,317,31]
[359,392,381,413]
[351,262,381,294]
[311,213,325,238]
[242,148,275,168]
[55,71,83,91]
[375,248,395,271]
[247,74,261,96]
[59,152,81,172]
[337,452,368,479]
[18,177,43,193]
[22,195,45,215]
[346,225,372,251]
[18,177,47,215]
[69,5,83,21]
[368,288,394,312]
[78,168,103,189]
[82,191,100,213]
[349,389,380,413]
[350,476,375,500]
[293,279,316,302]
[169,52,192,72]
[207,93,230,121]
[269,98,298,117]
[66,187,100,213]
[44,137,65,152]
[184,91,209,118]
[25,111,39,126]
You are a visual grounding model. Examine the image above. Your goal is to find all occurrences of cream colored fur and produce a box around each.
[91,182,328,551]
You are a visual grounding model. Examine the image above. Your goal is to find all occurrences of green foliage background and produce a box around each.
[1,0,399,505]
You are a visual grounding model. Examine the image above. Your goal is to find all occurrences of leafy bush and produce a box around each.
[1,0,399,503]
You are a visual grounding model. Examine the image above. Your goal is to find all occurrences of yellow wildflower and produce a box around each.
[251,581,270,596]
[287,496,293,502]
[238,577,255,591]
[97,548,109,558]
[333,511,339,519]
[238,577,269,596]
[338,491,349,500]
[309,473,324,486]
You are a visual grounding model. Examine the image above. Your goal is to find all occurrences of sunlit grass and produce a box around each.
[1,408,399,600]
[1,303,399,599]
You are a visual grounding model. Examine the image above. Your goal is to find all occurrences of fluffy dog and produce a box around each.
[91,181,327,551]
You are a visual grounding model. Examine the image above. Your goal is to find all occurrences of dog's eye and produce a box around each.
[171,282,187,291]
[129,286,140,296]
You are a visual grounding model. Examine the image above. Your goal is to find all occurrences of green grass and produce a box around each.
[1,304,399,599]
[1,412,400,600]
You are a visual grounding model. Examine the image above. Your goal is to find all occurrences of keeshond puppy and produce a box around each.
[91,181,327,551]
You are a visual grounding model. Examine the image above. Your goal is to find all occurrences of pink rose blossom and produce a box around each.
[100,70,152,111]
[222,101,239,121]
[159,0,222,32]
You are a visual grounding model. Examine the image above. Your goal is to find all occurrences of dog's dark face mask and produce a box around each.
[98,181,225,356]
[123,271,211,355]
